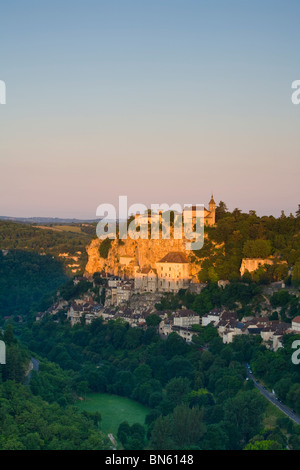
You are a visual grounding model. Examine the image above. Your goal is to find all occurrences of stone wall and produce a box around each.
[240,258,274,276]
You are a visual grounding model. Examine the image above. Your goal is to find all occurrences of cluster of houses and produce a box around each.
[66,299,202,342]
[34,269,300,353]
[106,277,134,306]
[103,262,206,309]
[201,309,300,351]
[63,288,300,351]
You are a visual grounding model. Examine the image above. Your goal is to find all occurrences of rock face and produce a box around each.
[240,258,274,276]
[84,237,202,281]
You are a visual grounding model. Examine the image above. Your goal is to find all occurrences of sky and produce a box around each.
[0,0,299,219]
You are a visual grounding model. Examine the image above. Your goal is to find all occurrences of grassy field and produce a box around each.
[263,400,288,429]
[36,225,83,233]
[77,393,149,436]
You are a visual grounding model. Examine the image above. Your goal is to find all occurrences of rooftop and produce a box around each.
[157,252,188,264]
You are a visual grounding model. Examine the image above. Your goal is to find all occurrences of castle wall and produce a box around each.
[240,258,274,276]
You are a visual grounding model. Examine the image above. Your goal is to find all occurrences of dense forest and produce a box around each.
[0,250,67,323]
[0,326,109,450]
[10,314,299,450]
[191,203,300,284]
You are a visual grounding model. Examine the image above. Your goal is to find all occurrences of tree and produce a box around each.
[232,208,242,221]
[215,201,228,222]
[165,377,191,407]
[134,364,152,384]
[149,415,174,450]
[292,261,300,287]
[76,380,89,397]
[4,324,15,346]
[244,440,282,450]
[242,239,272,258]
[200,423,228,450]
[99,238,112,259]
[286,383,300,414]
[124,328,142,349]
[223,391,266,449]
[117,421,131,446]
[146,314,161,328]
[171,405,206,448]
[130,423,145,442]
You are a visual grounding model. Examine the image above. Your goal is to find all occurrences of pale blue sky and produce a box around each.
[0,0,299,218]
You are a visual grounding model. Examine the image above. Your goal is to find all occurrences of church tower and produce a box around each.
[209,195,216,225]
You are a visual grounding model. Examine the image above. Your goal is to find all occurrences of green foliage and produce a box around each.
[60,279,93,301]
[165,377,191,407]
[194,209,300,282]
[0,250,67,322]
[117,421,146,449]
[292,261,300,287]
[1,326,30,383]
[270,290,295,308]
[0,381,109,450]
[243,239,272,258]
[99,238,112,259]
[189,282,262,316]
[146,314,161,327]
[155,293,181,311]
[244,439,283,450]
[223,390,266,448]
[149,405,206,450]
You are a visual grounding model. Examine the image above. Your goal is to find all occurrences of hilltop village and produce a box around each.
[37,268,299,354]
[1,199,300,451]
[34,195,300,353]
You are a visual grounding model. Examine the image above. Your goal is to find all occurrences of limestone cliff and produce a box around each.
[84,237,203,281]
[240,258,274,276]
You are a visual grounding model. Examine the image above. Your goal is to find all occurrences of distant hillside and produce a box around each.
[0,216,98,224]
[0,221,97,275]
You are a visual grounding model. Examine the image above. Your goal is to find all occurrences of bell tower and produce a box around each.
[209,195,216,225]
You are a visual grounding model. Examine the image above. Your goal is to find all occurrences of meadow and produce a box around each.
[77,393,149,436]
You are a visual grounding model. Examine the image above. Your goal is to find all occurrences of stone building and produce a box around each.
[134,266,158,292]
[134,195,216,230]
[183,195,216,227]
[134,251,190,293]
[173,309,200,327]
[156,251,190,293]
[292,316,300,333]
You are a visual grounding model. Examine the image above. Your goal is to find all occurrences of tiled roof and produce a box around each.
[157,252,188,264]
